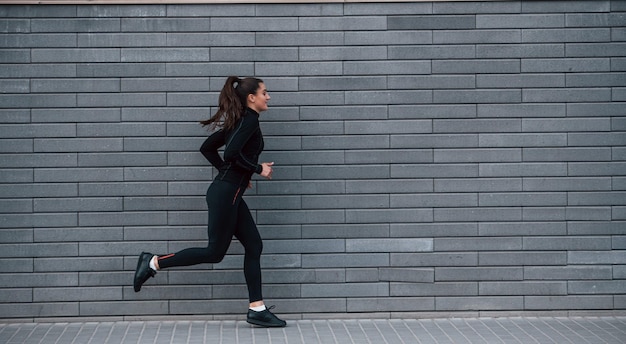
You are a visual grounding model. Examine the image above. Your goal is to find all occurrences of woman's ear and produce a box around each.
[247,93,256,105]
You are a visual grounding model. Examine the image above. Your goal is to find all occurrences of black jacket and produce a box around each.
[200,108,264,188]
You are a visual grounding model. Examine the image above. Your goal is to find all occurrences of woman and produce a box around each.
[133,76,286,328]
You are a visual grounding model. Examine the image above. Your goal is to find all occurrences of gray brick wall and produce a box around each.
[0,0,625,320]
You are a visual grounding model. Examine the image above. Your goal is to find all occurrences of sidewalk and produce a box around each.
[1,316,625,344]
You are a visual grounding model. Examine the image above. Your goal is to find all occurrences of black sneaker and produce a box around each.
[246,306,287,328]
[133,252,156,292]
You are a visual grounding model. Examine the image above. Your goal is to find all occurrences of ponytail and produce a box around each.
[200,76,263,130]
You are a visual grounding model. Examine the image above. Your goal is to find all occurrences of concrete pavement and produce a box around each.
[1,316,626,343]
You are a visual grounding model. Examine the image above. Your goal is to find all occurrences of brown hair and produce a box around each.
[200,76,264,130]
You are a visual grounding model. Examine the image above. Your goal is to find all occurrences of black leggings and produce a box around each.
[157,180,263,302]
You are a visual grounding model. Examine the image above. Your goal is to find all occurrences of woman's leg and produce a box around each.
[233,199,263,303]
[157,181,239,269]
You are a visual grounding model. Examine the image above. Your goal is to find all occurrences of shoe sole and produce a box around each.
[246,319,286,328]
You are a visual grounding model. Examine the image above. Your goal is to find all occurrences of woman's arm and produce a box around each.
[200,129,226,169]
[223,115,263,174]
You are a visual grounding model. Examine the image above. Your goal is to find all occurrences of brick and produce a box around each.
[256,3,342,17]
[525,296,613,310]
[379,268,434,283]
[480,192,567,207]
[31,18,120,33]
[346,2,431,15]
[389,75,475,89]
[436,296,523,311]
[388,15,475,30]
[480,133,567,147]
[524,236,612,250]
[391,134,478,148]
[0,302,77,318]
[300,16,386,31]
[391,193,477,208]
[391,282,477,297]
[435,148,522,163]
[211,47,296,62]
[347,209,433,224]
[435,178,521,193]
[0,34,77,48]
[568,191,626,206]
[477,74,564,88]
[0,19,30,33]
[567,13,624,28]
[346,239,432,253]
[302,135,388,150]
[348,297,435,312]
[0,289,32,302]
[522,28,611,43]
[567,162,626,176]
[0,229,32,243]
[256,32,344,47]
[433,59,520,74]
[0,183,77,198]
[569,132,626,146]
[80,301,168,316]
[302,224,389,239]
[388,45,476,59]
[32,108,120,123]
[344,31,432,46]
[435,237,522,252]
[302,195,388,209]
[346,120,431,135]
[303,165,389,180]
[433,1,520,14]
[569,251,626,265]
[32,78,120,93]
[0,109,30,123]
[32,48,120,63]
[78,93,166,107]
[0,50,30,63]
[567,221,626,235]
[392,164,478,178]
[566,207,612,221]
[77,63,166,77]
[0,78,27,95]
[569,280,626,294]
[302,253,389,268]
[567,72,626,87]
[78,212,167,227]
[391,253,478,267]
[522,1,610,13]
[345,90,432,105]
[78,152,167,167]
[299,76,387,91]
[302,283,388,298]
[524,266,612,280]
[566,43,626,57]
[479,251,567,266]
[436,89,521,104]
[121,48,210,62]
[478,104,566,118]
[434,208,522,222]
[391,223,478,238]
[300,105,387,121]
[477,14,564,29]
[347,179,433,194]
[523,118,611,132]
[34,138,123,152]
[34,197,121,212]
[258,210,345,225]
[0,139,31,153]
[480,163,567,177]
[77,5,164,17]
[121,18,212,32]
[480,281,567,295]
[0,94,76,108]
[35,227,123,242]
[2,153,77,168]
[0,124,76,138]
[79,32,166,47]
[434,30,521,44]
[522,58,610,72]
[523,147,611,161]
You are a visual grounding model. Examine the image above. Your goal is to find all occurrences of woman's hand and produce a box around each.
[260,162,274,180]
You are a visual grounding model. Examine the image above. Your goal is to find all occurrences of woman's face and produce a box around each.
[247,82,270,113]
